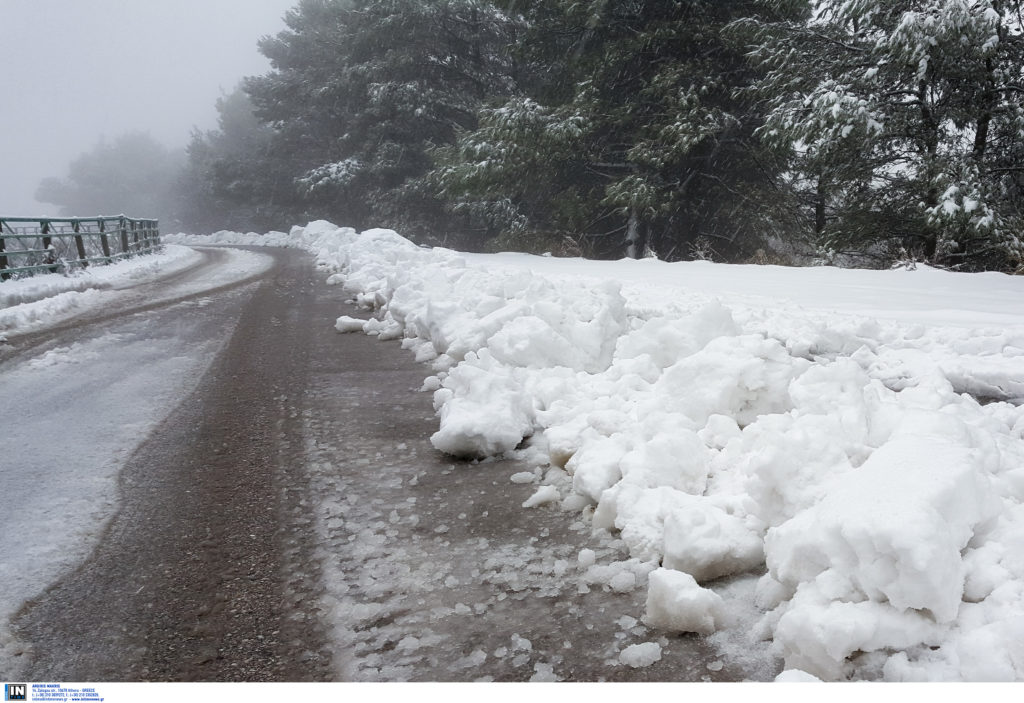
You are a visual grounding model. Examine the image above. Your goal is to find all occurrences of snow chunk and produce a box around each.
[662,499,764,583]
[608,570,637,593]
[430,353,535,458]
[334,315,366,333]
[643,568,725,634]
[765,422,1002,679]
[774,599,942,681]
[768,432,1000,623]
[578,549,596,568]
[775,669,823,682]
[419,375,442,392]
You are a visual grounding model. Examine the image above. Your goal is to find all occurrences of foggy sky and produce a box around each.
[0,0,298,216]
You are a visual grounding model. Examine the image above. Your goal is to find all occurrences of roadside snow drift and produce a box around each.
[171,223,1024,681]
[0,245,198,333]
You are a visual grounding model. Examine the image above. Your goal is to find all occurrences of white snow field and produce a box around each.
[171,223,1024,682]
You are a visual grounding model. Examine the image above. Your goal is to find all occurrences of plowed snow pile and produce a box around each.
[170,223,1024,681]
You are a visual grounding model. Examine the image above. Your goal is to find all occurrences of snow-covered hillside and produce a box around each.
[174,223,1024,681]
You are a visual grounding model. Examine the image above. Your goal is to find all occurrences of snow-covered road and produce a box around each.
[8,225,1024,682]
[0,247,273,677]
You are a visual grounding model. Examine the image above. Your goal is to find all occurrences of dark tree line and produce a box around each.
[38,0,1024,270]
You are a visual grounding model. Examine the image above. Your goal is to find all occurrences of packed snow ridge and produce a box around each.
[168,223,1024,681]
[0,245,199,334]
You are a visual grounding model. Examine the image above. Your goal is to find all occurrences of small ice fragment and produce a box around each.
[511,634,533,651]
[620,642,662,668]
[455,649,487,669]
[396,636,421,652]
[530,662,560,682]
[334,316,366,333]
[510,471,536,484]
[616,615,638,630]
[578,549,597,568]
[522,485,560,508]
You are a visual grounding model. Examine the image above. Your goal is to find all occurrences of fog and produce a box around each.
[0,0,298,217]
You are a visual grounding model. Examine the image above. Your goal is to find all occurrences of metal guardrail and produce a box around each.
[0,215,160,280]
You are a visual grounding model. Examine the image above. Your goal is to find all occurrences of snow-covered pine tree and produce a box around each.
[743,0,1024,270]
[432,0,796,260]
[244,0,519,241]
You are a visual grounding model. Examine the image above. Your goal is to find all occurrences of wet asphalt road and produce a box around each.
[6,247,775,682]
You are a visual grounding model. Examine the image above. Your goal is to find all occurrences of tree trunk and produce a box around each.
[625,209,642,259]
[919,78,941,261]
[973,57,995,163]
[815,175,827,237]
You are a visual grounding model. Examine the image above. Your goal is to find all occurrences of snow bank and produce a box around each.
[0,245,198,332]
[191,222,1024,681]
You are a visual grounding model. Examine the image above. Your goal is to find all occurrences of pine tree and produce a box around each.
[744,0,1024,270]
[244,0,519,241]
[432,0,795,260]
[177,87,296,233]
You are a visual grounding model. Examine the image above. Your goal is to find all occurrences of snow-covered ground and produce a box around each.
[0,246,274,676]
[0,245,199,334]
[170,223,1024,681]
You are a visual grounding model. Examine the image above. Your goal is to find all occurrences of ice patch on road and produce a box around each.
[0,311,241,677]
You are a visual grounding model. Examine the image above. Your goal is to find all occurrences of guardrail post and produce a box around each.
[131,220,140,255]
[119,216,129,256]
[73,221,88,268]
[41,220,58,273]
[99,219,112,260]
[0,221,8,281]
